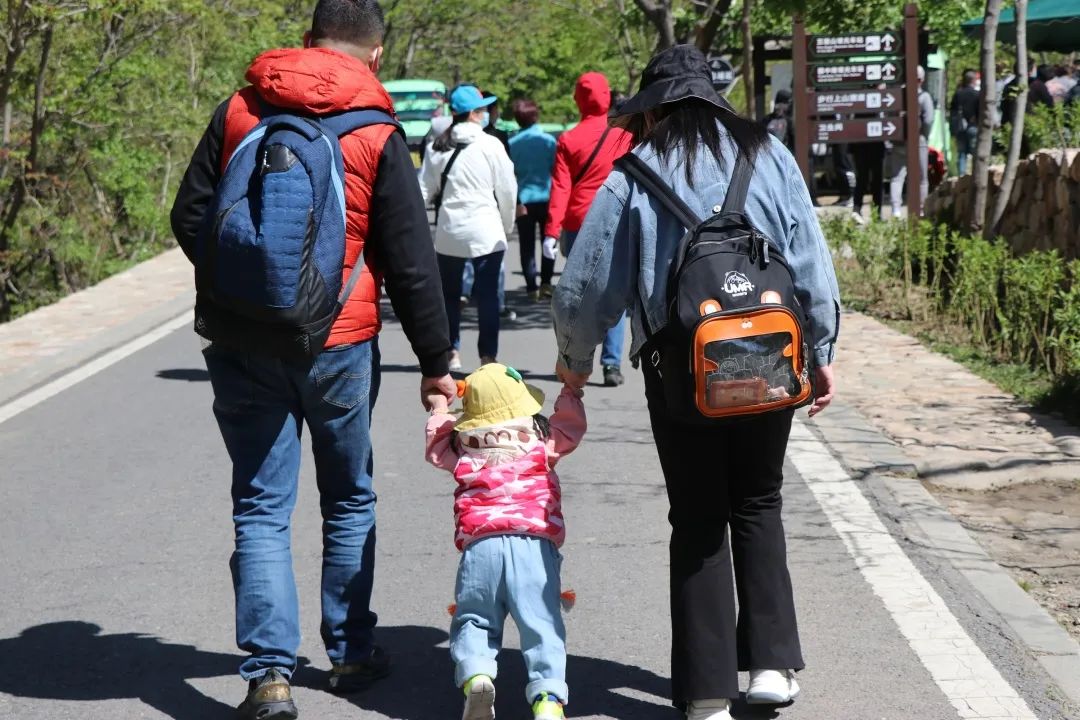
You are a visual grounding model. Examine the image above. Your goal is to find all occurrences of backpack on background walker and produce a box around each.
[616,150,813,423]
[193,107,401,361]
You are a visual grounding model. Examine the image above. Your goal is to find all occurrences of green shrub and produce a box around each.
[823,216,1080,389]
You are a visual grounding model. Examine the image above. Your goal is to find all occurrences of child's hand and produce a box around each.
[428,395,450,415]
[556,361,589,392]
[563,384,584,399]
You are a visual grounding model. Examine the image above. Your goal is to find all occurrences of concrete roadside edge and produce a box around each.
[806,403,1080,710]
[0,289,195,409]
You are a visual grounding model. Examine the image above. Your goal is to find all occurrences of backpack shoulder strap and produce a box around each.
[720,150,753,215]
[441,145,465,191]
[318,109,403,140]
[573,126,613,185]
[615,153,701,230]
[314,110,401,312]
[432,144,466,225]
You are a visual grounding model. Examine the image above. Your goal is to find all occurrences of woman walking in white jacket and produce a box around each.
[422,85,517,371]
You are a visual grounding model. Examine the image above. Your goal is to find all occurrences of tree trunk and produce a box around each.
[989,0,1026,238]
[741,0,754,118]
[633,0,676,50]
[694,0,734,53]
[970,0,1001,234]
[0,20,51,322]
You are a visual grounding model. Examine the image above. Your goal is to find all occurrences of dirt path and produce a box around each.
[933,481,1080,643]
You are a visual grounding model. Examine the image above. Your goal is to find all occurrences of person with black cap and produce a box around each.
[552,45,839,720]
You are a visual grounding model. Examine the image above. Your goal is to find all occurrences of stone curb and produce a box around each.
[807,403,1080,710]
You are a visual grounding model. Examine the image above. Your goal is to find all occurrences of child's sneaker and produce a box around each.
[462,674,496,720]
[746,669,800,704]
[532,693,565,720]
[685,698,731,720]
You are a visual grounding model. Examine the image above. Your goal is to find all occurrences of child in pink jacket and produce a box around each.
[425,363,586,720]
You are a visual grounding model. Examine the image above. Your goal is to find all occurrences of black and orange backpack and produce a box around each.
[616,149,813,423]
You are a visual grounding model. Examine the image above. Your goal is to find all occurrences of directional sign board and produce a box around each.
[809,89,903,115]
[809,32,902,58]
[811,117,905,143]
[707,56,735,92]
[810,61,903,86]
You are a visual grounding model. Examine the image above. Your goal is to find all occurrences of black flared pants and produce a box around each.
[643,365,804,707]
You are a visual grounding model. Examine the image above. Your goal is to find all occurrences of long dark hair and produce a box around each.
[432,111,471,152]
[624,98,770,185]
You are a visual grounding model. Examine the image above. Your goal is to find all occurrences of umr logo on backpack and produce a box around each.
[617,151,813,423]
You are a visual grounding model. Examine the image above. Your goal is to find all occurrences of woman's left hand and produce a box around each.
[808,365,835,418]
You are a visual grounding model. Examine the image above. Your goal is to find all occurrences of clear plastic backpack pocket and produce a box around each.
[692,307,811,418]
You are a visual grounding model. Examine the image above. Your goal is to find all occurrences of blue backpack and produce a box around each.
[193,108,401,361]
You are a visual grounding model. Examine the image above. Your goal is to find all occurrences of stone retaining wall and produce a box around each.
[924,148,1080,257]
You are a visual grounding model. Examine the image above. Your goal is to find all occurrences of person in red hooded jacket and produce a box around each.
[543,73,633,388]
[170,2,457,718]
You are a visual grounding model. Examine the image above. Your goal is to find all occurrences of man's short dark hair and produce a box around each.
[311,0,385,46]
[514,99,540,128]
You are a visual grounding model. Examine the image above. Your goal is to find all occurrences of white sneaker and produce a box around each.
[746,669,800,705]
[449,350,463,372]
[686,698,732,720]
[462,674,496,720]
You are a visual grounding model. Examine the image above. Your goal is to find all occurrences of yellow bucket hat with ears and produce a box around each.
[454,363,545,432]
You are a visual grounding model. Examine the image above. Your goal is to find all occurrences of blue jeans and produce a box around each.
[956,124,978,175]
[452,536,568,704]
[203,339,381,680]
[563,229,627,369]
[462,257,506,312]
[440,251,503,359]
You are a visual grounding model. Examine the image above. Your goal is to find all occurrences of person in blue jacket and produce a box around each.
[508,99,558,301]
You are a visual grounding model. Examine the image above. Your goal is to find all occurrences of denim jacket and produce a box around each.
[552,129,840,375]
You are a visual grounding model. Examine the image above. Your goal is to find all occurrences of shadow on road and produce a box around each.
[295,624,679,719]
[157,368,210,382]
[0,621,242,719]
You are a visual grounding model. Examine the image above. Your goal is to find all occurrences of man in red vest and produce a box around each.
[544,72,633,387]
[171,2,455,717]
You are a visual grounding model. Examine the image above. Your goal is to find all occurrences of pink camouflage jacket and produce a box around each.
[425,387,587,551]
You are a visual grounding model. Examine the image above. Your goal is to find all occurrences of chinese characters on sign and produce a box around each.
[810,61,903,85]
[707,56,735,93]
[811,118,905,142]
[809,32,902,57]
[810,89,902,114]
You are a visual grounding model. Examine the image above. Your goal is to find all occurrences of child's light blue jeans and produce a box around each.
[451,535,568,705]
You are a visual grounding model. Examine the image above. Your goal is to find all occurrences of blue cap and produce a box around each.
[450,85,497,115]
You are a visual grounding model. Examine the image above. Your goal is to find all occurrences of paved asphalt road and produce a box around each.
[0,254,1074,719]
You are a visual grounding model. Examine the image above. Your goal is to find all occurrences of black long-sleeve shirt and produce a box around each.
[170,100,451,377]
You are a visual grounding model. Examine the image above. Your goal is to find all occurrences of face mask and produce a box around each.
[480,111,491,128]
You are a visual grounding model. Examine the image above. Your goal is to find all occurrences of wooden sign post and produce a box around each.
[794,3,923,222]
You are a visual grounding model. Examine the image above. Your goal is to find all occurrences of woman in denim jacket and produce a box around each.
[552,45,840,720]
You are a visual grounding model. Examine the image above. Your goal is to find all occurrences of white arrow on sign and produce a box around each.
[882,33,896,51]
[884,121,898,136]
[882,62,897,80]
[883,92,897,107]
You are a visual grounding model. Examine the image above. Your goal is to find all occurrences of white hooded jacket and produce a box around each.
[421,121,517,258]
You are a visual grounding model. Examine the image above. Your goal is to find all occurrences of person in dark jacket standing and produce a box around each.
[543,72,633,387]
[950,70,980,175]
[170,2,457,717]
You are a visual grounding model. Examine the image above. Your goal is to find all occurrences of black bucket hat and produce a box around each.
[610,44,736,121]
